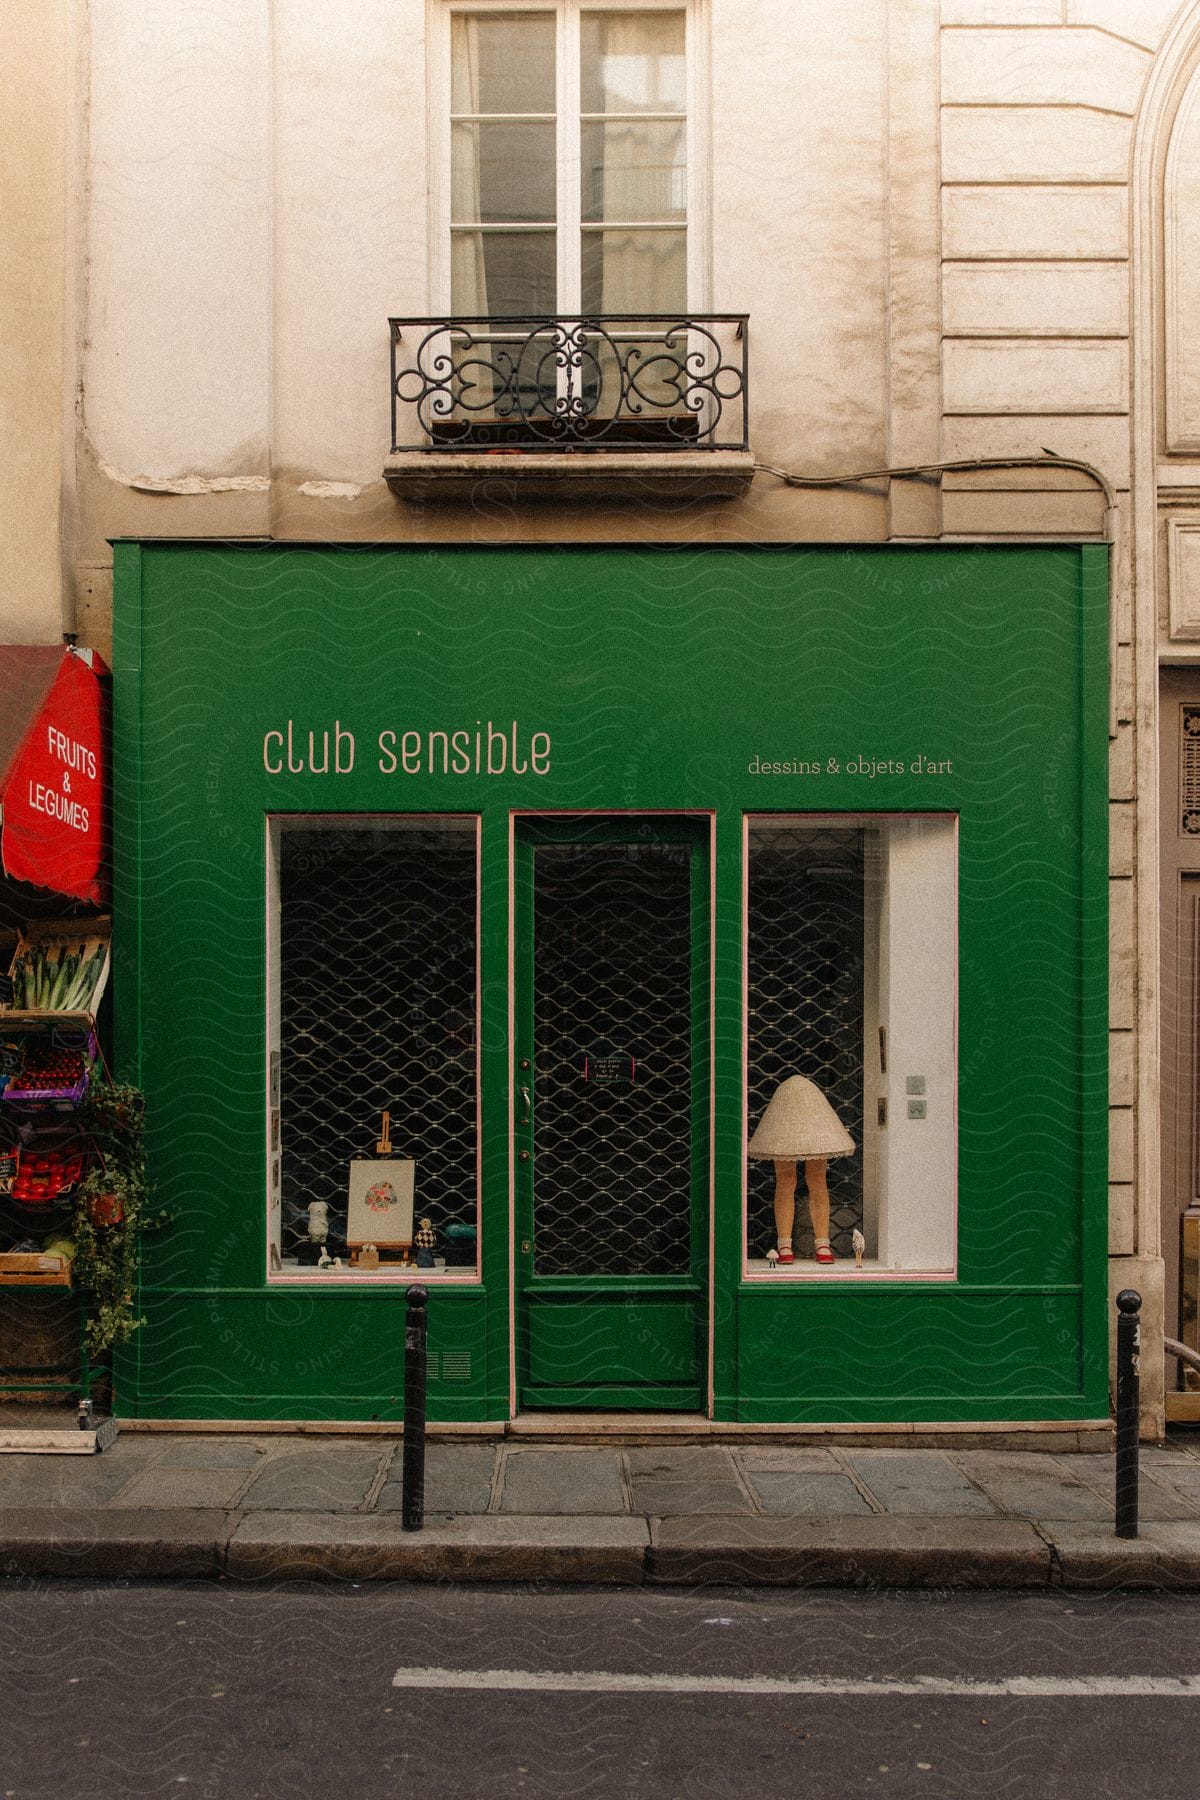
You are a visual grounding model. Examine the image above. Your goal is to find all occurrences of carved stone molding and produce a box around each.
[1166,72,1200,450]
[1167,518,1200,640]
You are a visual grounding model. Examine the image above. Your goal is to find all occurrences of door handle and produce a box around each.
[517,1085,531,1126]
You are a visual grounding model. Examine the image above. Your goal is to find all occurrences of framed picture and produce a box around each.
[346,1158,416,1248]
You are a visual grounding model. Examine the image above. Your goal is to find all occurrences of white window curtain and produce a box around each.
[581,12,686,317]
[451,17,489,316]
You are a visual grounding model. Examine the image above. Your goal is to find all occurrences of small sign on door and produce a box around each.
[582,1053,636,1086]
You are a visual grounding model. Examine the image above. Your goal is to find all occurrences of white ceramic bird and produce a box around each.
[852,1228,865,1270]
[766,1248,780,1269]
[317,1248,332,1269]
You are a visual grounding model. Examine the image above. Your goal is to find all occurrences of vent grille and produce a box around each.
[278,822,477,1264]
[746,825,865,1259]
[531,838,694,1276]
[1183,708,1200,835]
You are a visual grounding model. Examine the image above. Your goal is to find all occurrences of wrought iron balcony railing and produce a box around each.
[389,315,749,455]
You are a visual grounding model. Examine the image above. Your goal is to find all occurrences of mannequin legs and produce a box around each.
[772,1159,797,1248]
[772,1156,832,1251]
[804,1157,831,1243]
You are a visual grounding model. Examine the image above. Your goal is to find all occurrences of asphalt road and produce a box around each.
[1,1580,1197,1799]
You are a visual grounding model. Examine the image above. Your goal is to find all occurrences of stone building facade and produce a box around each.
[8,0,1200,1430]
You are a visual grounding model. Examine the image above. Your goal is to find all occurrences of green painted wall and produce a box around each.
[112,540,1108,1422]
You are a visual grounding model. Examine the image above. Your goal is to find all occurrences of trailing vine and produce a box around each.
[71,1080,163,1356]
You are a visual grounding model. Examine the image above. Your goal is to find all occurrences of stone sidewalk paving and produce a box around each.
[3,1433,1200,1588]
[6,1435,1200,1520]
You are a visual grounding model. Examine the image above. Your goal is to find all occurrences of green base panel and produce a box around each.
[117,1394,505,1423]
[519,1386,705,1411]
[708,1386,1112,1423]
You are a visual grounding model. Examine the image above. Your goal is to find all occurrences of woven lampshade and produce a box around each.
[747,1075,855,1160]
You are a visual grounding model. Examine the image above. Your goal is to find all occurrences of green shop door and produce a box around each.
[514,818,710,1410]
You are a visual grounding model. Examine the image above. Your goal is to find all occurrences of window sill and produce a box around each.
[743,1257,957,1284]
[269,1262,481,1288]
[383,448,756,504]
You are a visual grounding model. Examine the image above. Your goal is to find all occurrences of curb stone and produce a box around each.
[4,1509,1200,1588]
[0,1508,235,1580]
[1043,1519,1200,1590]
[646,1515,1053,1589]
[223,1513,650,1584]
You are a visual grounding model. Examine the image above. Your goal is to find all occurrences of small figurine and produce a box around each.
[307,1200,330,1245]
[415,1217,437,1269]
[766,1248,779,1270]
[317,1247,332,1269]
[443,1220,478,1268]
[852,1227,865,1270]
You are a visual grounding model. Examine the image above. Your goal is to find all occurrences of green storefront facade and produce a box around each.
[110,539,1109,1425]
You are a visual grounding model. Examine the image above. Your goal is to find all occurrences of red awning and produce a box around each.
[0,647,109,906]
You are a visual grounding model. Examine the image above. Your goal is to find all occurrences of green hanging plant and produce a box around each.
[71,1079,165,1357]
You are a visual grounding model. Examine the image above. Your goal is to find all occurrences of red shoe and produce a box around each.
[814,1242,836,1265]
[777,1244,795,1264]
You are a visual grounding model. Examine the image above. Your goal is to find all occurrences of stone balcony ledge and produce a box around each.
[383,448,756,505]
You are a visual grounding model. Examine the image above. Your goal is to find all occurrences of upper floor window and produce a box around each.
[445,3,691,316]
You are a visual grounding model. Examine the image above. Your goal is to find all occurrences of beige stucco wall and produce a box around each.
[75,0,1173,564]
[0,0,72,645]
[78,0,897,557]
[67,0,1185,565]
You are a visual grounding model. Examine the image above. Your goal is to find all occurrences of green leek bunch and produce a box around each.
[10,943,106,1012]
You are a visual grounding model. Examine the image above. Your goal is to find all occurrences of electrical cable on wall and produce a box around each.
[754,453,1121,740]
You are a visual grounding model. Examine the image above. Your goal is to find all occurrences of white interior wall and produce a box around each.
[876,817,957,1273]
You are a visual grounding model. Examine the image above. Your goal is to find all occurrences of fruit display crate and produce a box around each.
[1,917,111,1024]
[2,1030,97,1110]
[0,1250,72,1287]
[5,1128,88,1200]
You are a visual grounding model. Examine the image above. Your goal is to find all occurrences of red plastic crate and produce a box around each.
[10,1143,86,1203]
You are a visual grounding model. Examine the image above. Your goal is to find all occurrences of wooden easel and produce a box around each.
[347,1112,416,1266]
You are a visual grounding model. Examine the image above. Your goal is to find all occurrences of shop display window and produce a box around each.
[744,814,956,1277]
[267,817,480,1279]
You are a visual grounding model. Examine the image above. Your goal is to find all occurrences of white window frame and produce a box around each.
[430,0,708,316]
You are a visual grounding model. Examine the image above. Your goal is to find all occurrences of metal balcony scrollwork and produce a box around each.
[390,315,749,453]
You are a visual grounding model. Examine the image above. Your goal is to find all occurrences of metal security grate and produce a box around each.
[1182,708,1200,835]
[531,840,694,1276]
[746,824,865,1259]
[278,822,477,1262]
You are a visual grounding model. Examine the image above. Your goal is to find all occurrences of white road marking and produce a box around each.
[391,1666,1200,1700]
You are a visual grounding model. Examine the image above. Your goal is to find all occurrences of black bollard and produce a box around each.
[402,1283,429,1533]
[1115,1288,1141,1539]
